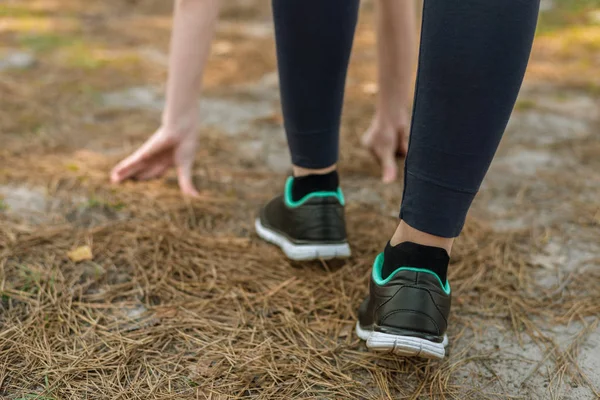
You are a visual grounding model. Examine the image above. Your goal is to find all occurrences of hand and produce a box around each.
[110,125,199,197]
[361,109,409,183]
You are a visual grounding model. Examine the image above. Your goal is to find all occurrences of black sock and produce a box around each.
[291,171,339,202]
[381,241,450,284]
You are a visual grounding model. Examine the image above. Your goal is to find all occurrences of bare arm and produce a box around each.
[375,0,417,124]
[111,0,221,196]
[162,0,221,134]
[363,0,417,183]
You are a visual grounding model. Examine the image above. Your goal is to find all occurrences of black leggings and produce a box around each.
[272,0,540,238]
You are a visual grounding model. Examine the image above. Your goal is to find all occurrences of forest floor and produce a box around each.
[0,0,599,398]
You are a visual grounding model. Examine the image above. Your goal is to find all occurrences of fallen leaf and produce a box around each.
[154,307,178,319]
[68,246,93,262]
[338,325,352,338]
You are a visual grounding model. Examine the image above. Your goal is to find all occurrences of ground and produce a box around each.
[0,0,599,399]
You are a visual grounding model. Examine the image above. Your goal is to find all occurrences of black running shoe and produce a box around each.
[356,253,451,359]
[255,177,351,260]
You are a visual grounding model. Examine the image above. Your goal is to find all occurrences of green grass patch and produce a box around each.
[65,163,80,172]
[18,33,77,53]
[18,264,43,293]
[0,198,8,211]
[85,196,126,211]
[18,33,142,71]
[0,4,39,18]
[63,43,107,70]
[583,81,600,95]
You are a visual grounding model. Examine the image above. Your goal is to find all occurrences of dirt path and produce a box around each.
[1,1,599,399]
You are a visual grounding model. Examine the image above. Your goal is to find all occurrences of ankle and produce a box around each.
[292,164,337,178]
[391,220,454,255]
[381,241,449,284]
[290,170,339,202]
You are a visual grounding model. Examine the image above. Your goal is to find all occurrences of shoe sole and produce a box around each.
[355,322,448,360]
[255,218,351,261]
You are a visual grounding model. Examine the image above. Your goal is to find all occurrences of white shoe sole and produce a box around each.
[255,218,351,261]
[355,322,448,360]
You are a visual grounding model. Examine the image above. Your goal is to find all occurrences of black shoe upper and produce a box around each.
[359,255,451,342]
[259,193,347,244]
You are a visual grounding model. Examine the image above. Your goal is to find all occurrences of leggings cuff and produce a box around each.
[287,129,339,169]
[400,171,477,238]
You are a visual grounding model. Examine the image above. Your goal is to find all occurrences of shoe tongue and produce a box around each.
[382,242,449,284]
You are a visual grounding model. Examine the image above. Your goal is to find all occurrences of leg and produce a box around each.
[358,0,540,359]
[272,0,359,175]
[111,0,220,196]
[363,0,418,183]
[398,0,541,245]
[255,0,359,261]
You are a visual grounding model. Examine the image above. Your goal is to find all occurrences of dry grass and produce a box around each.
[0,158,599,399]
[1,0,600,398]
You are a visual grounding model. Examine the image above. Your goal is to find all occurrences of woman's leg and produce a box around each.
[358,0,540,359]
[398,0,540,244]
[272,0,359,176]
[255,0,359,261]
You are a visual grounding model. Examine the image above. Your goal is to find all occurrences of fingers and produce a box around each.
[368,138,398,183]
[174,133,199,197]
[177,164,200,197]
[380,150,398,183]
[110,156,147,183]
[127,134,176,167]
[365,142,398,183]
[362,121,399,183]
[110,133,176,183]
[135,158,173,181]
[360,120,378,148]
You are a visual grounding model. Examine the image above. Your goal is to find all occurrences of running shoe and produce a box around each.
[255,177,351,260]
[356,252,451,359]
